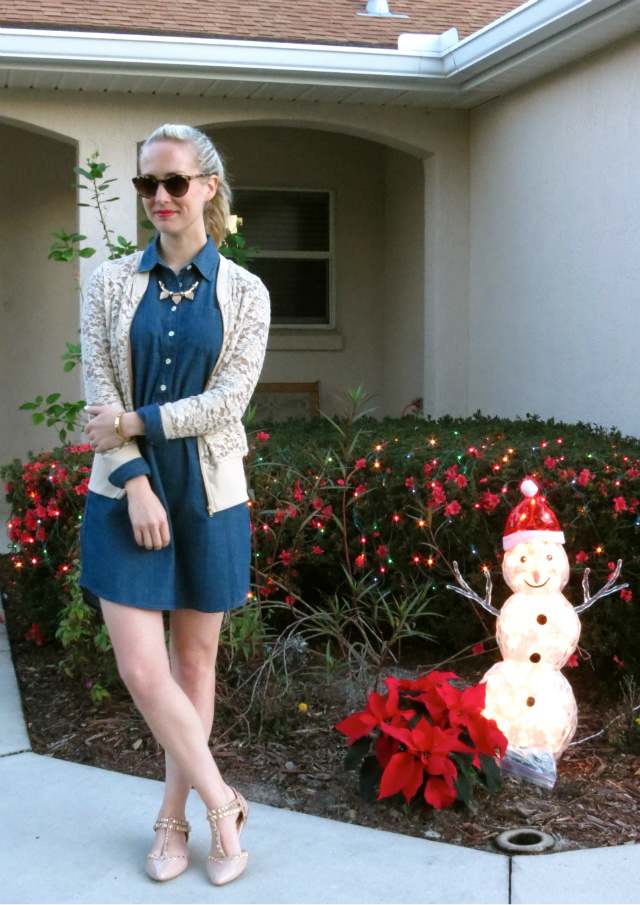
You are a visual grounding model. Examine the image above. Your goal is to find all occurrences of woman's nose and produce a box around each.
[154,183,172,203]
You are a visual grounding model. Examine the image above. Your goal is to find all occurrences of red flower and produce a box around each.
[479,492,501,512]
[613,496,628,512]
[621,588,633,602]
[444,501,461,517]
[455,474,467,488]
[74,477,90,496]
[293,481,304,501]
[626,467,639,478]
[354,485,367,496]
[355,553,365,569]
[405,476,415,491]
[472,642,484,655]
[321,505,333,518]
[36,526,46,541]
[566,654,579,667]
[24,510,37,531]
[444,465,458,482]
[337,479,345,486]
[355,459,366,470]
[575,551,589,563]
[614,655,624,668]
[430,482,446,508]
[312,497,323,509]
[577,468,595,487]
[279,550,292,566]
[423,463,433,477]
[285,595,296,606]
[256,431,270,441]
[311,546,324,555]
[25,623,44,645]
[544,457,557,469]
[376,545,387,557]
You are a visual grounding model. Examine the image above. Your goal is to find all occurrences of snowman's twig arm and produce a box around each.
[446,561,500,617]
[574,558,629,614]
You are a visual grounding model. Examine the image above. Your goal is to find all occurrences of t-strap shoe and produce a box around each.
[146,816,191,881]
[205,788,249,886]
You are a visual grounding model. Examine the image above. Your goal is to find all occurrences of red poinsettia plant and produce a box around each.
[335,671,508,809]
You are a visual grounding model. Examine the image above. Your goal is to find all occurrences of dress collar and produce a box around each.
[137,233,220,281]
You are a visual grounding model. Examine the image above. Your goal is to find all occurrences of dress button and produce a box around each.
[165,358,172,365]
[160,384,167,391]
[171,306,177,312]
[168,331,175,337]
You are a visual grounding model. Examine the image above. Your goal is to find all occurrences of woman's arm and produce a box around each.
[138,277,270,444]
[81,262,151,484]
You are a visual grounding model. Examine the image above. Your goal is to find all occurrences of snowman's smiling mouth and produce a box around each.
[524,578,550,588]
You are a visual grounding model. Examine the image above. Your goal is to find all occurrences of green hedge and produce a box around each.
[3,412,640,690]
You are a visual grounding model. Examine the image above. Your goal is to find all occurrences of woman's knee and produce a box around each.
[171,646,217,691]
[116,657,171,702]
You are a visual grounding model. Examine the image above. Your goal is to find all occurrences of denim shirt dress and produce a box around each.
[79,235,251,612]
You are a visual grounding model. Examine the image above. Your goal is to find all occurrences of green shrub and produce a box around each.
[3,408,640,698]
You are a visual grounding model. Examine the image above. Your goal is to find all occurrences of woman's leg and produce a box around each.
[150,610,223,856]
[100,600,241,856]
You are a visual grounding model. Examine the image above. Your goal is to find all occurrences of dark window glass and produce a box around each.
[249,258,329,325]
[233,190,330,252]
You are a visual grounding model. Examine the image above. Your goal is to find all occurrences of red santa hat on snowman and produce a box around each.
[503,476,565,551]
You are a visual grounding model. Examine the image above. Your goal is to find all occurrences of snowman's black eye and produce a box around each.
[520,556,527,563]
[546,554,553,561]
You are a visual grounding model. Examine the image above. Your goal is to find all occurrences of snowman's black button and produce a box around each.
[537,614,547,625]
[526,696,536,707]
[530,652,541,663]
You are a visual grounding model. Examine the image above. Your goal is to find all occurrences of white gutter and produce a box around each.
[0,0,637,91]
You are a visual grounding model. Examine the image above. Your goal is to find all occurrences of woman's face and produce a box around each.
[138,139,218,240]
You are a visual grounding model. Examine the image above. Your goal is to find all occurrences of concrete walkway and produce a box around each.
[1,597,638,905]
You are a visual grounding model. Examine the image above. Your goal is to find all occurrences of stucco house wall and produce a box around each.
[0,91,468,449]
[468,32,640,437]
[0,122,80,471]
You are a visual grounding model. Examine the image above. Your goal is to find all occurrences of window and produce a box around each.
[231,189,333,328]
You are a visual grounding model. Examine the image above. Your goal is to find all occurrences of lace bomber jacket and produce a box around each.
[80,249,271,514]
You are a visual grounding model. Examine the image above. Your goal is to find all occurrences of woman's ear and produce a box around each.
[206,174,219,200]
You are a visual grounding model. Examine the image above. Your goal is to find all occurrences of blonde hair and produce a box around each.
[140,124,231,247]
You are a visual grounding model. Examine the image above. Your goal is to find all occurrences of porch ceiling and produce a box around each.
[2,0,640,109]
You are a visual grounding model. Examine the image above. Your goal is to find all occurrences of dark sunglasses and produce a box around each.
[131,172,213,199]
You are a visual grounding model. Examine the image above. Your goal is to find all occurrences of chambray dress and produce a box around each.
[79,235,251,612]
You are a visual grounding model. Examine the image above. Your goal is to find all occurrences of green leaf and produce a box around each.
[32,412,46,425]
[78,247,96,258]
[34,396,43,404]
[46,393,61,404]
[358,754,381,803]
[19,402,38,410]
[343,736,371,771]
[140,219,154,230]
[63,362,76,372]
[478,754,502,794]
[453,767,474,806]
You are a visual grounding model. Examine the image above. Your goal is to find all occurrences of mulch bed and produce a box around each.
[2,557,640,854]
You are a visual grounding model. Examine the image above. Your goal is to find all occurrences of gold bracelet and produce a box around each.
[114,412,127,442]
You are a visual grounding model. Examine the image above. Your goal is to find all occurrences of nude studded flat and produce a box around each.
[146,816,191,881]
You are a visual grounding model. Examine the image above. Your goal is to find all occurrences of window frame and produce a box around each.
[232,185,336,330]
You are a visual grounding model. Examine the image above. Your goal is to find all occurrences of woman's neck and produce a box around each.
[157,229,208,274]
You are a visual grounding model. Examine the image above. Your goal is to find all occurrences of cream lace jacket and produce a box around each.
[81,250,271,514]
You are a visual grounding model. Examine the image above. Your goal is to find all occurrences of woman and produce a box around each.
[78,124,270,886]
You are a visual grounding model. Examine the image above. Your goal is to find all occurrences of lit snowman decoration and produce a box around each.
[448,476,627,757]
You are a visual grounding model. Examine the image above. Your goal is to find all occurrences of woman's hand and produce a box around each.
[84,404,125,453]
[125,475,171,550]
[84,405,145,453]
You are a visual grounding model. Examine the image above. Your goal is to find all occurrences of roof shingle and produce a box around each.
[1,1,525,49]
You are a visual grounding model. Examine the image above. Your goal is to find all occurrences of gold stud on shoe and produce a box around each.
[146,816,191,881]
[205,788,249,886]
